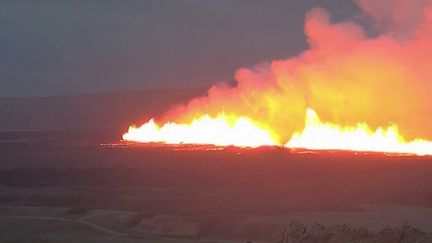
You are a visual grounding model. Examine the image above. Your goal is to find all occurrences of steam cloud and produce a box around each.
[162,0,432,143]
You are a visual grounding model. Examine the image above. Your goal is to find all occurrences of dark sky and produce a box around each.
[0,0,358,97]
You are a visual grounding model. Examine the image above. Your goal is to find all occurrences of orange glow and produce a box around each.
[123,1,432,156]
[286,109,432,156]
[123,114,279,148]
[123,109,432,155]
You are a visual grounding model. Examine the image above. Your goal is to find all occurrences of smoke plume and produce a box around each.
[162,0,432,143]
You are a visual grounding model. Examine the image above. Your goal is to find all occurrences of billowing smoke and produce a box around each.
[161,0,432,144]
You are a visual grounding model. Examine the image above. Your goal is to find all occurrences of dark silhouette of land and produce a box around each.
[0,89,432,242]
[0,88,206,131]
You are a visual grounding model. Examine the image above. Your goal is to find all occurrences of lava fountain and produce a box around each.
[124,108,432,155]
[123,114,278,148]
[285,109,432,155]
[123,0,432,155]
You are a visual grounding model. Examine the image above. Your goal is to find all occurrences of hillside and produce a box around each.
[0,88,206,131]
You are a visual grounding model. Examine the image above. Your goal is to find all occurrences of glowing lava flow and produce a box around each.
[123,109,432,155]
[123,114,278,147]
[286,109,432,156]
[122,0,432,156]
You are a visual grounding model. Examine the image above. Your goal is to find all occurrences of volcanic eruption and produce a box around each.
[124,0,432,155]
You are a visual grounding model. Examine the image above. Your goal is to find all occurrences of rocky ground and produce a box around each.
[1,131,431,242]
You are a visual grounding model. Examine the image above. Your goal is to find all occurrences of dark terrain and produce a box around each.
[0,89,432,242]
[0,130,432,242]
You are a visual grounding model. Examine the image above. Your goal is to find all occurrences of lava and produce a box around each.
[123,114,278,148]
[123,0,432,156]
[286,109,432,156]
[123,109,432,155]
